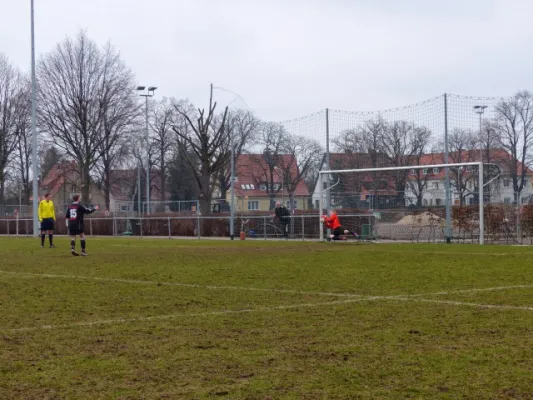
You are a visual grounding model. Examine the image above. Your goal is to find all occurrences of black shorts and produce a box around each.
[41,218,55,231]
[69,225,84,236]
[333,227,346,237]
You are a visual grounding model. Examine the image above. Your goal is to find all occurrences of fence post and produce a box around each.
[113,216,116,237]
[197,214,201,239]
[140,217,143,238]
[16,215,19,236]
[168,216,171,239]
[264,216,267,240]
[301,214,304,241]
[90,218,93,236]
[7,219,9,236]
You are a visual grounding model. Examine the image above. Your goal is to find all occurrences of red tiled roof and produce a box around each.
[109,169,169,201]
[234,154,310,198]
[40,161,78,199]
[414,148,533,179]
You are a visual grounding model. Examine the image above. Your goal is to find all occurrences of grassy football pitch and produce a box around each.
[2,237,533,399]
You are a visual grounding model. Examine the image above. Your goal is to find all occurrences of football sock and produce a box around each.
[41,234,45,246]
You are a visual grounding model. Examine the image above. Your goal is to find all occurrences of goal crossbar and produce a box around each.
[318,162,483,176]
[318,162,486,244]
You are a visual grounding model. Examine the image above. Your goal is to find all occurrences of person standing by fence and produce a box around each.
[273,201,290,239]
[38,193,56,248]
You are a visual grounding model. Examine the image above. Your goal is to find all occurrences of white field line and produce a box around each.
[0,270,366,298]
[3,296,393,333]
[6,292,533,334]
[395,297,533,312]
[2,270,533,300]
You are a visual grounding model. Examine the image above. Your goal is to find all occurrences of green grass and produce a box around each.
[2,238,533,399]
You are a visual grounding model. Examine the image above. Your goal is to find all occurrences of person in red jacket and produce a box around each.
[322,210,359,240]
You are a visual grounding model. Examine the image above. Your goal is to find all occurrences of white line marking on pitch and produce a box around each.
[0,270,366,298]
[2,270,533,300]
[395,297,533,312]
[2,296,395,333]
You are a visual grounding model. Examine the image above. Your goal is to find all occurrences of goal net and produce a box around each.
[317,162,502,244]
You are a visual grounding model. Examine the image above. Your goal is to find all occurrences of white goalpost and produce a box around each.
[318,162,500,245]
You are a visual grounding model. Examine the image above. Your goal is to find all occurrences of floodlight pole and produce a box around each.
[137,86,157,215]
[318,173,324,241]
[474,105,487,204]
[325,108,331,240]
[230,132,235,240]
[31,0,39,236]
[444,94,451,243]
[478,162,484,245]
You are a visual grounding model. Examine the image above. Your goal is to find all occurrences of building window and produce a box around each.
[466,166,473,173]
[410,169,415,176]
[503,179,510,188]
[260,184,267,191]
[434,182,439,190]
[423,168,428,175]
[248,200,259,211]
[504,197,511,204]
[436,198,442,206]
[433,168,439,174]
[286,200,297,209]
[240,184,246,190]
[423,199,428,206]
[315,200,319,209]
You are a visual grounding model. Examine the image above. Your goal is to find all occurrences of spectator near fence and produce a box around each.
[272,201,290,239]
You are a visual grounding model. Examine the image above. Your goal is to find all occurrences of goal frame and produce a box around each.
[318,162,486,244]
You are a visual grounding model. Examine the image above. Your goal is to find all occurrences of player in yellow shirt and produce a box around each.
[38,193,56,248]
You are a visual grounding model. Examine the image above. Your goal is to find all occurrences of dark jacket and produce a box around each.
[275,205,290,222]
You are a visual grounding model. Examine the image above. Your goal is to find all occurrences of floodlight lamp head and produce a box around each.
[148,86,157,92]
[136,86,146,91]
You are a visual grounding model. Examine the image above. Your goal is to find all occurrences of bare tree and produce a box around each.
[12,78,32,204]
[217,109,260,200]
[447,128,478,205]
[95,44,140,210]
[37,31,137,203]
[277,135,322,210]
[0,54,26,205]
[39,144,64,184]
[172,89,229,215]
[149,98,178,207]
[249,122,287,210]
[493,91,533,203]
[380,121,432,204]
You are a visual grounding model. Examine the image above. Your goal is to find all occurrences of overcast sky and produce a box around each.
[2,0,532,121]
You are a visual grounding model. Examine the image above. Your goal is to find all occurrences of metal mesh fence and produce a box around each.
[0,205,531,244]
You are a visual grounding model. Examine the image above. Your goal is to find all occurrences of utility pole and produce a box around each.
[31,0,39,236]
[136,86,157,215]
[444,94,451,243]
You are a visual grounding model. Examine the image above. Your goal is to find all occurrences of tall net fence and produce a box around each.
[3,92,531,244]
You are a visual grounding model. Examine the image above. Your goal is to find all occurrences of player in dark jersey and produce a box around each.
[65,194,95,256]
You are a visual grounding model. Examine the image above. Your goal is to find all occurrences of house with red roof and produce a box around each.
[38,161,105,210]
[311,152,401,209]
[39,162,169,214]
[405,148,533,206]
[228,154,310,212]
